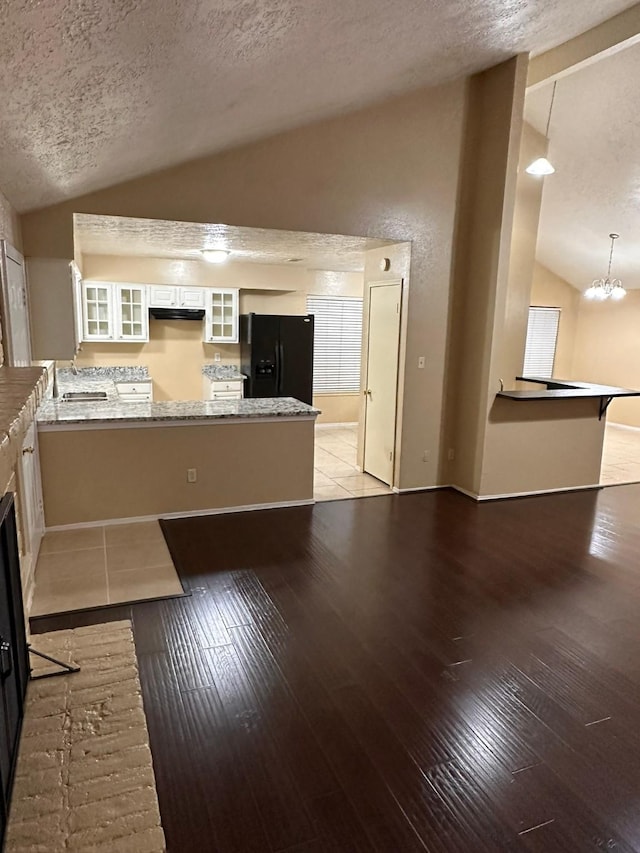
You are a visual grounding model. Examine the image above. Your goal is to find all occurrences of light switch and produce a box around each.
[418,357,425,369]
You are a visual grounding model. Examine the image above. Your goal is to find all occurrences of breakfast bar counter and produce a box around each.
[37,394,320,527]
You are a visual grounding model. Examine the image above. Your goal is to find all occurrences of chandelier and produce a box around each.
[584,233,626,301]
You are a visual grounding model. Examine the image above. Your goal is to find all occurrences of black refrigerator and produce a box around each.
[240,313,314,405]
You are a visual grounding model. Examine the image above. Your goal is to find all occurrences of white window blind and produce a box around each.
[523,307,561,376]
[306,295,363,393]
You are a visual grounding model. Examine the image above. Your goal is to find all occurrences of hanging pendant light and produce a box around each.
[584,233,626,301]
[526,81,557,176]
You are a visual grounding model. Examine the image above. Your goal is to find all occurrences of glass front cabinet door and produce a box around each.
[115,284,148,341]
[205,288,238,343]
[82,282,114,341]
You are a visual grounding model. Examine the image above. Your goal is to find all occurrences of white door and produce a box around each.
[363,282,402,485]
[0,241,32,366]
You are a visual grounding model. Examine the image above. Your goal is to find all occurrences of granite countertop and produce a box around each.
[0,365,49,488]
[202,365,246,381]
[53,367,151,400]
[37,396,320,427]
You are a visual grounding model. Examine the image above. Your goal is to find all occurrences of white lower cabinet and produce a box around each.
[16,424,45,612]
[115,381,153,402]
[203,378,244,400]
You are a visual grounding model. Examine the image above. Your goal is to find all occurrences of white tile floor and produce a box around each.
[314,423,392,501]
[601,422,640,486]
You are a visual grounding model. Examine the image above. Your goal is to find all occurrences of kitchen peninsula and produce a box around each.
[479,374,640,499]
[37,368,319,527]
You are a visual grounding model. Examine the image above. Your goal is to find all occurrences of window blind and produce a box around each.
[306,295,363,393]
[523,307,561,376]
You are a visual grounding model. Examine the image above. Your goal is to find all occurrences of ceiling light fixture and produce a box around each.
[202,249,230,264]
[525,81,557,177]
[584,233,626,301]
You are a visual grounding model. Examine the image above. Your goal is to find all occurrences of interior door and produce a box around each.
[363,283,402,485]
[0,241,32,366]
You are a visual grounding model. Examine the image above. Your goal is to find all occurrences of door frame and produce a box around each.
[0,240,32,366]
[361,280,403,488]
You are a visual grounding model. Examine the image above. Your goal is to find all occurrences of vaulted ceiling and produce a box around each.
[0,0,636,212]
[525,41,640,291]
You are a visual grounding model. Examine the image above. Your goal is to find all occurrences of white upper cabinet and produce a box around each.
[148,285,205,309]
[115,284,148,341]
[148,285,177,308]
[81,281,148,342]
[204,288,239,343]
[179,287,205,309]
[82,282,114,341]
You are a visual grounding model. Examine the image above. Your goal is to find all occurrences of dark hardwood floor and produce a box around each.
[31,486,640,852]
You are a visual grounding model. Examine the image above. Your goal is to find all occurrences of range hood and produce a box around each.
[149,307,205,321]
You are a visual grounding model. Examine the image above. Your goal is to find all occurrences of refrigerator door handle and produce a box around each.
[277,343,285,394]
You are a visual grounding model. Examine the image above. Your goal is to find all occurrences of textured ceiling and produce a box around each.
[0,0,636,212]
[74,214,396,271]
[525,42,640,291]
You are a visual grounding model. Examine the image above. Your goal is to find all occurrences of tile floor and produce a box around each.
[314,423,392,501]
[31,520,184,617]
[600,422,640,486]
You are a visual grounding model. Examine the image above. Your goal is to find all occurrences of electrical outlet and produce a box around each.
[447,448,455,461]
[423,450,430,462]
[214,352,221,362]
[418,356,425,369]
[187,468,197,483]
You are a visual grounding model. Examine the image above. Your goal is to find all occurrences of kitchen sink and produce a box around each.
[60,391,108,403]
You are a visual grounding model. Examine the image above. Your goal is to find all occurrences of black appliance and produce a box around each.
[240,313,314,405]
[149,307,205,321]
[0,494,28,845]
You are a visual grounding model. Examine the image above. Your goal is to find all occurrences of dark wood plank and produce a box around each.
[31,486,640,852]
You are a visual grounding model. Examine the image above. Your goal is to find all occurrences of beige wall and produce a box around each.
[571,291,640,427]
[500,121,547,386]
[445,56,528,495]
[22,81,466,490]
[481,396,605,496]
[530,262,580,378]
[38,419,315,526]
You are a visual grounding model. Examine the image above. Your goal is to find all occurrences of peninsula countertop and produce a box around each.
[37,396,320,427]
[497,375,640,400]
[496,375,640,418]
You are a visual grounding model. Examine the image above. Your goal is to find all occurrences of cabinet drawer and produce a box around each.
[210,391,243,400]
[118,393,152,403]
[116,382,153,400]
[210,380,243,393]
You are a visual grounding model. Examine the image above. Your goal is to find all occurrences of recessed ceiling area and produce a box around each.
[525,41,640,291]
[0,0,636,212]
[73,214,398,272]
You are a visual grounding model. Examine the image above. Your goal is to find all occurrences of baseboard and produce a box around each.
[315,422,358,430]
[45,498,315,532]
[452,483,603,502]
[391,485,445,494]
[607,421,640,433]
